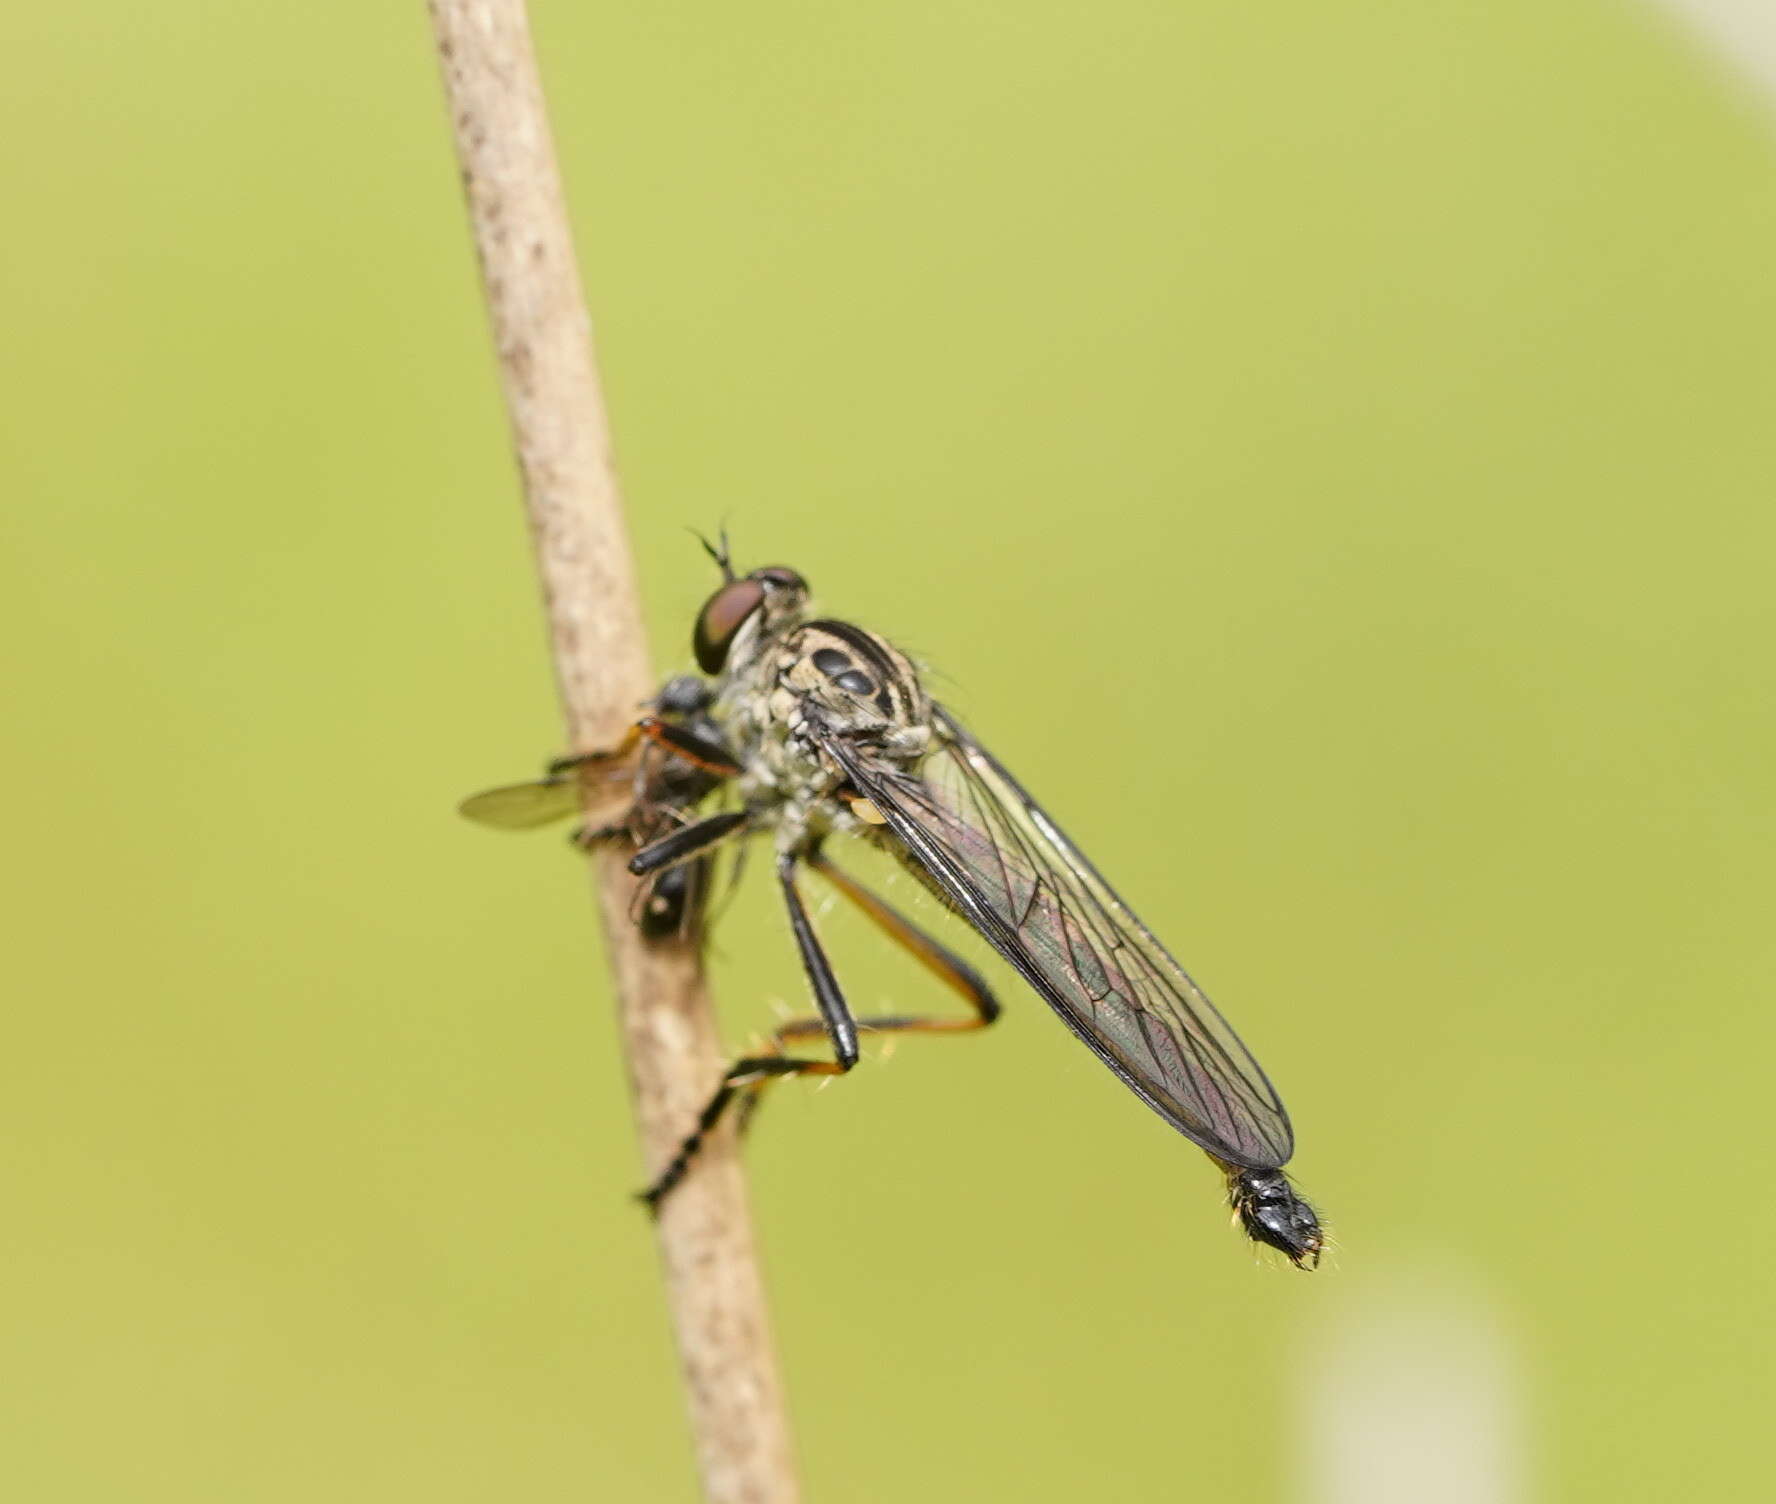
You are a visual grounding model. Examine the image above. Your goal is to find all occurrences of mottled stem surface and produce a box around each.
[426,4,799,1499]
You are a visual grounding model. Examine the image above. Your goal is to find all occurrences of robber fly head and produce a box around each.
[693,563,809,674]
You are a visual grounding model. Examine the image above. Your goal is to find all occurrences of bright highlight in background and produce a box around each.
[1298,1268,1526,1504]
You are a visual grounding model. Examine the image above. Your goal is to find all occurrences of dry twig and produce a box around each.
[427,4,800,1498]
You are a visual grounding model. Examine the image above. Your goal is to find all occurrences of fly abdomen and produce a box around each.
[1227,1167,1324,1268]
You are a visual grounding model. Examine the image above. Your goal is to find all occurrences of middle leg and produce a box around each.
[730,846,1002,1139]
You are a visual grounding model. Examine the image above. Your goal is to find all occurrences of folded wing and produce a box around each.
[819,707,1293,1169]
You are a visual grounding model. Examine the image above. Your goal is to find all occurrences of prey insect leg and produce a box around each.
[639,853,858,1210]
[547,713,739,779]
[634,716,744,777]
[546,723,644,776]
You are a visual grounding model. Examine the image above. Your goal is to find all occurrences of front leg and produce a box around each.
[629,811,750,877]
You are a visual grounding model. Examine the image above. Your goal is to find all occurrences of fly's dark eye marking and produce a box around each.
[810,645,876,698]
[693,578,765,672]
[754,566,806,591]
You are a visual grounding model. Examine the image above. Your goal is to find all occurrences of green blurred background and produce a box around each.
[5,2,1773,1499]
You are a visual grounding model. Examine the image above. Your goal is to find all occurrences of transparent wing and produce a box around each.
[457,765,636,831]
[820,706,1294,1169]
[458,777,584,829]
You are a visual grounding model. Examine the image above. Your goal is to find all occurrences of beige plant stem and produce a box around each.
[426,4,800,1499]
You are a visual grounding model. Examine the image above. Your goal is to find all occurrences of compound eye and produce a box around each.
[692,578,764,673]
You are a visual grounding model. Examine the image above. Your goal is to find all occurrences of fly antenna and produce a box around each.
[690,526,735,581]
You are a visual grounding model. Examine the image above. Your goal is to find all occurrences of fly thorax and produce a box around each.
[719,614,932,835]
[778,619,927,742]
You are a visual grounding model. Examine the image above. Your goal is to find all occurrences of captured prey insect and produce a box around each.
[460,675,731,941]
[461,545,1324,1267]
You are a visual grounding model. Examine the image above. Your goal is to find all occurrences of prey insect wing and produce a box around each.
[817,707,1292,1170]
[458,775,606,830]
[458,674,733,942]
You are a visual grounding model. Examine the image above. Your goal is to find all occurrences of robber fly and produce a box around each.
[463,543,1324,1267]
[460,675,727,940]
